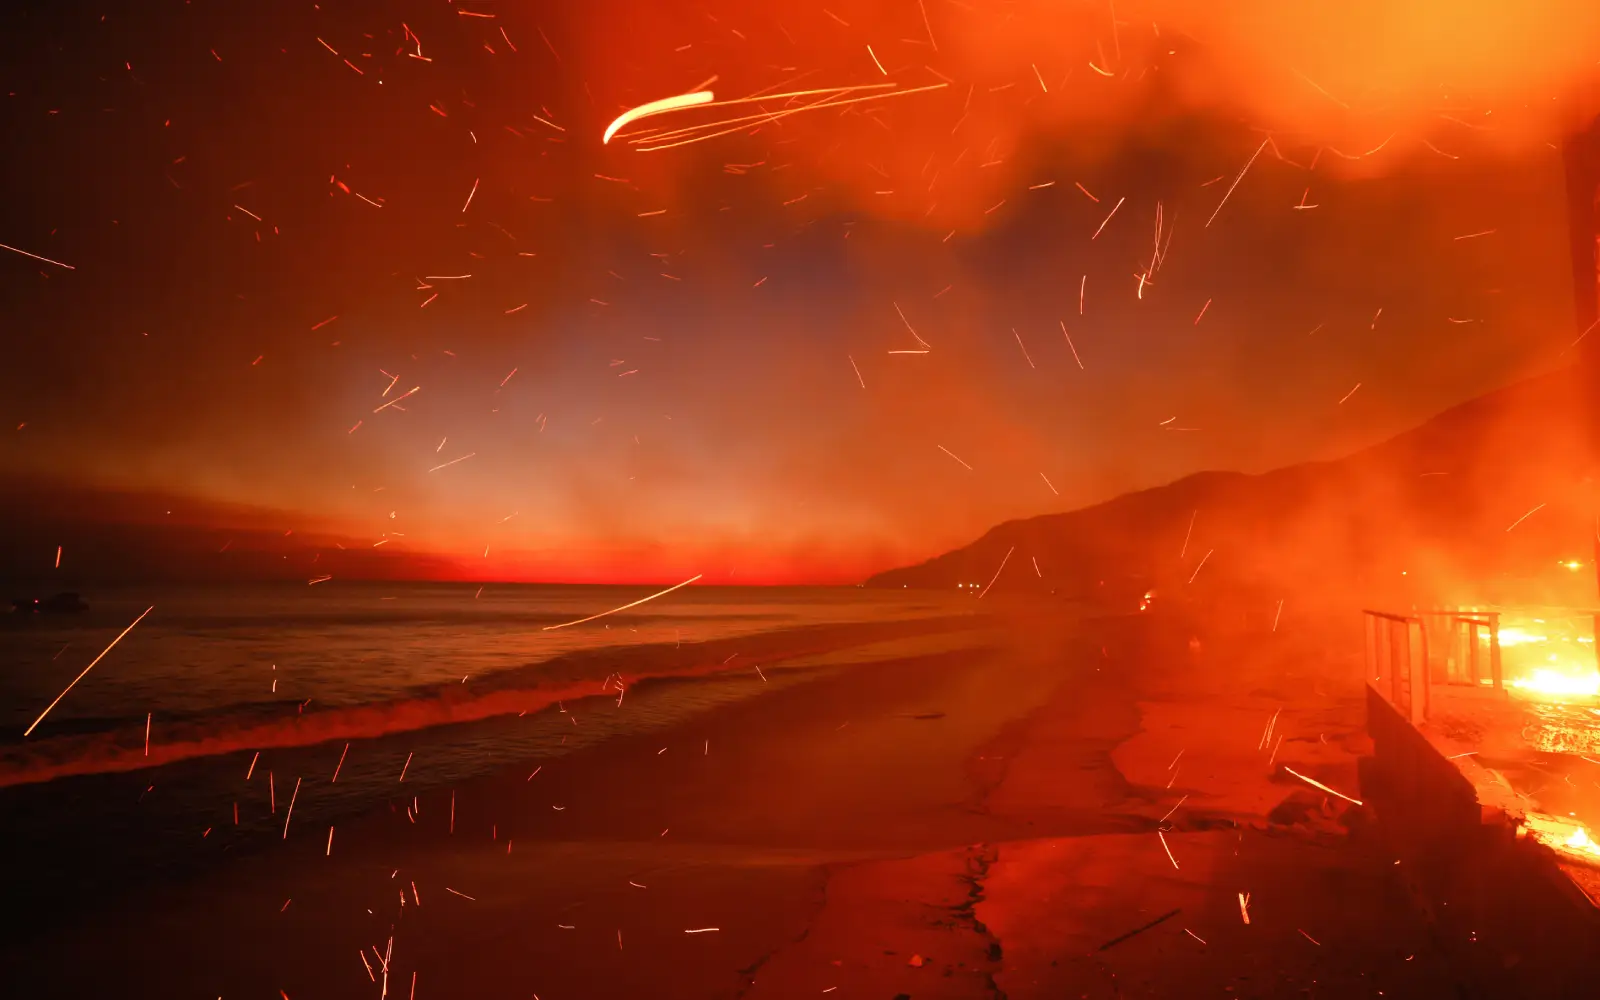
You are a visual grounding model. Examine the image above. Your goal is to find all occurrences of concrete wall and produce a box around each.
[1363,685,1600,998]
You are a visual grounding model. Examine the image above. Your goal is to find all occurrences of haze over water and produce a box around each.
[0,583,987,921]
[1,583,962,731]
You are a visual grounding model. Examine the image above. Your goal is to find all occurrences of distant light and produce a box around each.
[1562,560,1583,571]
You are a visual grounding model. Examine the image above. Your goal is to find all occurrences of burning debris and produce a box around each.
[1523,813,1600,866]
[1495,614,1600,699]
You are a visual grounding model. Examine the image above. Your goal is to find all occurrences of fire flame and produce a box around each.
[1491,618,1600,701]
[1567,827,1600,856]
[1510,669,1600,698]
[1525,813,1600,865]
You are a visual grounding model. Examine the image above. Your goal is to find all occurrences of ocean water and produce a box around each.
[0,582,987,926]
[1,582,968,729]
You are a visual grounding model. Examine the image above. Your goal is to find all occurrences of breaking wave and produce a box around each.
[0,615,985,789]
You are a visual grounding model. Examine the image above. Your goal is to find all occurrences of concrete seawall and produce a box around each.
[1362,684,1600,998]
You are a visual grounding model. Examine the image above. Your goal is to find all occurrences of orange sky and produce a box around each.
[3,1,1600,583]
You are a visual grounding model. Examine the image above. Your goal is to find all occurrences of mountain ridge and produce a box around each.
[865,364,1600,610]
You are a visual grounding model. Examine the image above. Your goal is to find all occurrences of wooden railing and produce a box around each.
[1415,610,1504,691]
[1363,609,1505,724]
[1364,611,1430,724]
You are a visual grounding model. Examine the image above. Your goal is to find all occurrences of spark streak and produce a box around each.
[602,90,716,144]
[1,242,76,269]
[1567,317,1600,354]
[1091,196,1125,239]
[1157,829,1180,868]
[374,387,419,412]
[889,301,930,353]
[918,0,937,49]
[979,546,1014,599]
[1259,708,1282,751]
[543,574,703,630]
[1013,329,1035,368]
[1054,320,1086,369]
[428,452,477,473]
[1205,139,1269,228]
[1505,503,1545,532]
[626,83,946,152]
[936,444,972,471]
[283,777,301,838]
[25,606,153,736]
[1281,766,1363,806]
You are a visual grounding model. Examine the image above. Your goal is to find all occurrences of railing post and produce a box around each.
[1364,612,1376,683]
[1390,619,1404,706]
[1414,619,1431,723]
[1422,615,1439,684]
[1454,618,1467,683]
[1447,618,1460,683]
[1469,621,1482,685]
[1489,613,1503,692]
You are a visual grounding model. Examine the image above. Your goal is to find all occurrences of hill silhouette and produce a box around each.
[866,364,1600,611]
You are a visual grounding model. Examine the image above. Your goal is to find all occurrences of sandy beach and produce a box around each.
[1,607,1461,999]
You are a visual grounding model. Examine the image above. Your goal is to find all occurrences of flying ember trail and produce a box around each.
[542,574,705,630]
[602,90,716,144]
[24,606,154,736]
[604,81,947,151]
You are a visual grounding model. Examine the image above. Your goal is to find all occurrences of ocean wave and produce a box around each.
[0,615,984,789]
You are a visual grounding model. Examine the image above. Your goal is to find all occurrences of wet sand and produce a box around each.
[0,608,1463,998]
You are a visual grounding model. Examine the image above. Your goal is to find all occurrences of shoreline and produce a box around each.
[1,606,1071,998]
[0,607,1466,998]
[0,612,991,789]
[0,612,1009,942]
